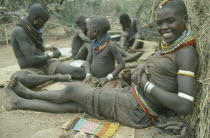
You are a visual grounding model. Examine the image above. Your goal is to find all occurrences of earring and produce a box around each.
[34,20,37,24]
[94,32,97,36]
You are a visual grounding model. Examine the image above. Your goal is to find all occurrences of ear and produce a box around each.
[94,29,97,36]
[183,15,188,24]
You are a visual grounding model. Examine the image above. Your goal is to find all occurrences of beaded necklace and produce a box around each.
[92,35,111,55]
[158,26,196,55]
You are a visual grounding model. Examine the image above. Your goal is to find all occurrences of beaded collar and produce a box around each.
[158,26,196,55]
[92,35,111,55]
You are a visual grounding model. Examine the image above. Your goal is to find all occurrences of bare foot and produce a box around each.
[52,74,72,82]
[4,79,23,110]
[7,77,34,99]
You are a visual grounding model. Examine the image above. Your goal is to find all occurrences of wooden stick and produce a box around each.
[4,24,9,47]
[34,80,54,89]
[150,0,157,24]
[137,39,158,45]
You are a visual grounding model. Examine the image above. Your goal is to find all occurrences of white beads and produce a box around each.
[159,29,193,54]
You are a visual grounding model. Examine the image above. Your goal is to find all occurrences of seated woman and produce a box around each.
[4,0,198,129]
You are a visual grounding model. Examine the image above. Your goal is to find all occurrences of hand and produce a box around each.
[83,76,93,85]
[52,50,61,58]
[131,64,146,86]
[94,77,109,87]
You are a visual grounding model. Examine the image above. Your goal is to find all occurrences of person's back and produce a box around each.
[71,14,91,60]
[71,29,86,57]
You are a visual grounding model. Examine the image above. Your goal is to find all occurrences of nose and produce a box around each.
[161,22,169,30]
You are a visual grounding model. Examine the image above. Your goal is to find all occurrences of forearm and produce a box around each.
[150,86,193,115]
[111,63,125,77]
[81,36,91,43]
[29,55,48,67]
[84,61,91,74]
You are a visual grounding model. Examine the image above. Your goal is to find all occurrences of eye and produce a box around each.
[167,18,175,24]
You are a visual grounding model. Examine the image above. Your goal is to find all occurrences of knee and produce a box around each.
[10,71,31,87]
[10,71,24,80]
[63,83,80,95]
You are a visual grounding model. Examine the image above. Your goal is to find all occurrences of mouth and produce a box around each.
[162,32,172,40]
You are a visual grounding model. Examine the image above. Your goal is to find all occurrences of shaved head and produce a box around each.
[119,13,131,24]
[75,14,88,25]
[158,0,187,17]
[28,3,49,20]
[88,16,110,34]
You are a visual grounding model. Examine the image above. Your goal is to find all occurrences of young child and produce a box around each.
[71,14,91,60]
[119,13,144,50]
[83,16,125,87]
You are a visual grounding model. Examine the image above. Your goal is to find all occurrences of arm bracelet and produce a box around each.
[144,82,150,92]
[146,82,155,94]
[106,73,113,80]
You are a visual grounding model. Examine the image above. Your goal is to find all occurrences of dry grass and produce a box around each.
[184,0,210,138]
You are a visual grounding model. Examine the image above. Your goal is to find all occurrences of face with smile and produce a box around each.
[156,7,187,44]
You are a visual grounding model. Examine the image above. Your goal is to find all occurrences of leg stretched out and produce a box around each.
[7,77,92,105]
[11,71,71,88]
[4,79,84,113]
[4,78,151,128]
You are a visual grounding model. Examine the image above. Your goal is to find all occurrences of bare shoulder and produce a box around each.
[177,46,198,59]
[12,26,25,35]
[176,46,199,71]
[11,26,27,39]
[107,41,118,51]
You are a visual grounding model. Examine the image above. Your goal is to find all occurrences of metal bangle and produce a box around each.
[146,83,155,94]
[144,82,150,92]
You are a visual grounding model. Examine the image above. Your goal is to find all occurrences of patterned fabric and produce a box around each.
[65,116,119,138]
[17,18,45,52]
[92,35,111,55]
[158,25,196,55]
[131,86,159,123]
